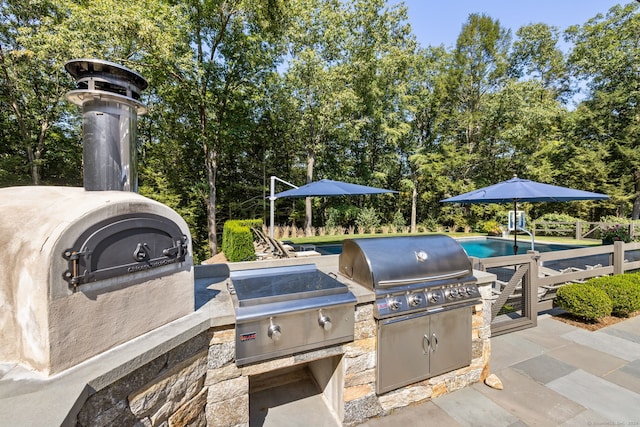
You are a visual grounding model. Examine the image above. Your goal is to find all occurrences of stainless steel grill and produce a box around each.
[228,264,356,366]
[339,235,480,394]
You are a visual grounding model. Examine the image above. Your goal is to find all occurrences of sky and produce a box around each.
[394,0,627,49]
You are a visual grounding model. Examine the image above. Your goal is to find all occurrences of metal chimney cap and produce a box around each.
[65,58,148,91]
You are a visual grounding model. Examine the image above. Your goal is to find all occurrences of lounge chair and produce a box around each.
[251,227,271,250]
[267,236,321,258]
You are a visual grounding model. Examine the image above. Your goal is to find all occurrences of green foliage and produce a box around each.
[391,210,406,230]
[221,220,262,262]
[478,219,503,235]
[599,224,632,243]
[587,275,640,317]
[419,217,440,232]
[554,283,612,322]
[535,213,581,223]
[1,0,636,260]
[534,213,580,236]
[356,207,380,234]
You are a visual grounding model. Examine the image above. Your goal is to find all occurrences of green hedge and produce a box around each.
[586,274,640,317]
[554,283,612,322]
[222,219,262,262]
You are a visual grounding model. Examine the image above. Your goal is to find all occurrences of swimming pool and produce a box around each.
[315,237,581,258]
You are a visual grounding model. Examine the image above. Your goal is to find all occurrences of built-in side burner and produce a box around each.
[229,264,356,366]
[232,269,348,307]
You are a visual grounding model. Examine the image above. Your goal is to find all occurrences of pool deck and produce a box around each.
[359,310,640,426]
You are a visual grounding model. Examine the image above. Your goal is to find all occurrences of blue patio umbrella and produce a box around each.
[274,179,398,198]
[441,175,609,254]
[270,178,397,237]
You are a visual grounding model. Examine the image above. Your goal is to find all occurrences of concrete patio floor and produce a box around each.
[359,311,640,427]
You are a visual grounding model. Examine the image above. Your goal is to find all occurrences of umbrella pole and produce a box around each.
[513,200,518,255]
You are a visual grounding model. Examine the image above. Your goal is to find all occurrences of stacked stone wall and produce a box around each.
[75,284,491,426]
[75,331,211,427]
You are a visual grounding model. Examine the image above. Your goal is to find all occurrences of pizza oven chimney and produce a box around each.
[65,59,148,192]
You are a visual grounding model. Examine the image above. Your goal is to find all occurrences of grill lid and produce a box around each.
[229,264,348,307]
[339,235,473,289]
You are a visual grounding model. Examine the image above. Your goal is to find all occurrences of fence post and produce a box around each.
[613,241,624,275]
[576,221,582,240]
[528,251,540,323]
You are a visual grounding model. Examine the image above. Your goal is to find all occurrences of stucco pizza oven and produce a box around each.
[0,60,193,375]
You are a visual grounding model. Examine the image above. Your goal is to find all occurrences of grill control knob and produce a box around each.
[268,324,282,341]
[429,291,442,303]
[407,293,423,307]
[446,288,458,300]
[387,297,402,311]
[318,310,333,331]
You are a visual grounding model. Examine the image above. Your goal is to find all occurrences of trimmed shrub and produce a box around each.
[222,219,262,262]
[391,210,406,230]
[586,274,640,317]
[478,219,503,235]
[554,283,612,322]
[356,207,380,234]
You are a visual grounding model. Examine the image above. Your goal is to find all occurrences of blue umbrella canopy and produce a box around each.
[275,179,398,198]
[440,176,609,204]
[441,175,609,254]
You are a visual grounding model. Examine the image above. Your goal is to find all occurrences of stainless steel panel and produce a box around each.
[376,311,430,394]
[376,305,473,394]
[235,304,354,366]
[428,306,472,377]
[83,100,138,191]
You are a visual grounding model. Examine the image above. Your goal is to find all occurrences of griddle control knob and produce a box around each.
[407,293,423,307]
[318,310,333,331]
[387,296,402,311]
[268,318,281,341]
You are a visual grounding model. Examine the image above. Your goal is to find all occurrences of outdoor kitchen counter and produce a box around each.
[0,256,492,426]
[0,256,356,426]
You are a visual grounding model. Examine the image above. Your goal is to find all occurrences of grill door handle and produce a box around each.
[431,333,438,352]
[422,334,430,354]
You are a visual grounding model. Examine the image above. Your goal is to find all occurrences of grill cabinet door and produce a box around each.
[376,312,430,394]
[428,306,472,377]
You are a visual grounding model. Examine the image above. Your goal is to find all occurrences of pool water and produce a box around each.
[314,237,580,258]
[457,238,579,258]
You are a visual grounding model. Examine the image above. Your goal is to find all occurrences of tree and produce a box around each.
[177,0,286,255]
[0,0,75,185]
[447,13,511,166]
[509,23,569,100]
[567,2,640,218]
[280,0,357,235]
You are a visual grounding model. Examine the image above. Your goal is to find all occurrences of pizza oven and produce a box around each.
[0,59,194,375]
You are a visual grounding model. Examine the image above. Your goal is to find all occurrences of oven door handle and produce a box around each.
[422,334,431,354]
[431,333,438,352]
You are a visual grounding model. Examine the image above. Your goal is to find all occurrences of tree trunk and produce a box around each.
[411,184,417,233]
[205,144,218,256]
[633,169,640,220]
[305,149,315,236]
